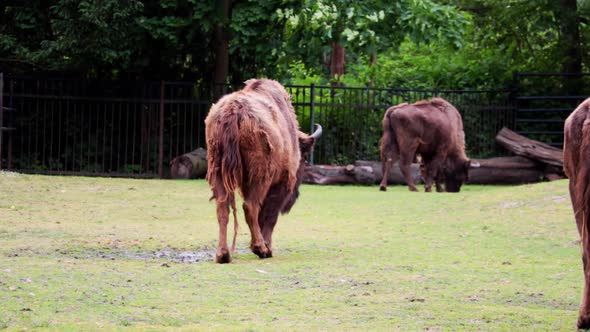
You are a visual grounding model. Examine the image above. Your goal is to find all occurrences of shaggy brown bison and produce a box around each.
[205,79,321,263]
[379,97,479,192]
[564,97,590,329]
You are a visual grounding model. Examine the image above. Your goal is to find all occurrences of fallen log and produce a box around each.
[353,160,422,185]
[303,162,421,186]
[495,127,563,168]
[173,146,553,185]
[467,156,544,184]
[304,156,547,186]
[170,148,208,179]
[302,165,357,185]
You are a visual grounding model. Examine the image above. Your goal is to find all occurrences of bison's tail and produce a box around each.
[380,109,399,162]
[576,101,590,246]
[230,194,238,253]
[207,112,244,202]
[221,116,243,200]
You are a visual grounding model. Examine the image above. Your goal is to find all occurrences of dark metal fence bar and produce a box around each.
[158,81,164,178]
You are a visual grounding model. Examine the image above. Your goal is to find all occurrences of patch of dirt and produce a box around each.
[6,246,250,264]
[500,201,522,209]
[118,248,217,263]
[547,195,567,203]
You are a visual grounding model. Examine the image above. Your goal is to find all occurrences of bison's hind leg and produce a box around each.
[216,248,231,264]
[214,197,232,264]
[243,201,272,259]
[579,314,590,330]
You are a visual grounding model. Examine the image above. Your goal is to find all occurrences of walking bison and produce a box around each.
[563,97,590,329]
[379,98,479,192]
[205,79,321,263]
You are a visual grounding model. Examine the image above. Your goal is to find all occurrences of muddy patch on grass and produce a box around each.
[6,246,250,263]
[101,248,218,263]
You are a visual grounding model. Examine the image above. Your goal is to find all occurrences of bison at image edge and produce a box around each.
[563,97,590,329]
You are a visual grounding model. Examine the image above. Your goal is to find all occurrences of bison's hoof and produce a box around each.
[215,250,231,264]
[579,314,590,329]
[379,185,387,192]
[409,187,418,192]
[252,245,272,259]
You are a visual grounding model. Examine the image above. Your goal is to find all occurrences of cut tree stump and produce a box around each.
[170,148,208,179]
[495,127,563,168]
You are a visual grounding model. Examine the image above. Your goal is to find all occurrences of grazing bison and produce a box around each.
[205,79,321,263]
[379,98,479,192]
[564,97,590,329]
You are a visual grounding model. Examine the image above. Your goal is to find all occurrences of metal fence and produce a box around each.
[514,72,590,146]
[0,75,515,177]
[287,85,514,165]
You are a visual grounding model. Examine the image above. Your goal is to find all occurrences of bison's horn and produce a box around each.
[310,123,322,139]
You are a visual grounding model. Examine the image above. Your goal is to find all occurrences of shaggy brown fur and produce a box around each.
[205,79,321,263]
[564,98,590,329]
[379,98,479,193]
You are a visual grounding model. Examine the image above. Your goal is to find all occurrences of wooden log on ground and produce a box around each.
[467,156,544,184]
[495,127,563,167]
[304,156,548,186]
[302,165,357,185]
[303,161,421,185]
[353,160,422,185]
[170,148,208,179]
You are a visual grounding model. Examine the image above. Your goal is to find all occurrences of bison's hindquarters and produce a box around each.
[379,109,401,191]
[564,98,590,329]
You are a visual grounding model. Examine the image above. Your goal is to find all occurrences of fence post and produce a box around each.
[309,83,315,165]
[158,80,164,178]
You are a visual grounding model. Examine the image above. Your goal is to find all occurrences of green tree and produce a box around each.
[278,0,468,85]
[0,0,295,82]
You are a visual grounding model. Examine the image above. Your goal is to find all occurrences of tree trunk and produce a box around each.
[494,127,563,168]
[213,0,231,95]
[556,0,582,93]
[330,42,345,85]
[368,54,377,87]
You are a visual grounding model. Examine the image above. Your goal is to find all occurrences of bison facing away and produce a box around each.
[379,98,479,193]
[205,79,321,263]
[564,98,590,329]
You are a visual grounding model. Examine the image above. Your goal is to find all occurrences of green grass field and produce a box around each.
[0,171,583,330]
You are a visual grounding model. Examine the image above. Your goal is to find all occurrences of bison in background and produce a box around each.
[564,97,590,329]
[205,79,321,263]
[379,98,479,192]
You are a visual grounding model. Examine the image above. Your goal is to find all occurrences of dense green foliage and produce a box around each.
[1,1,588,88]
[0,0,292,81]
